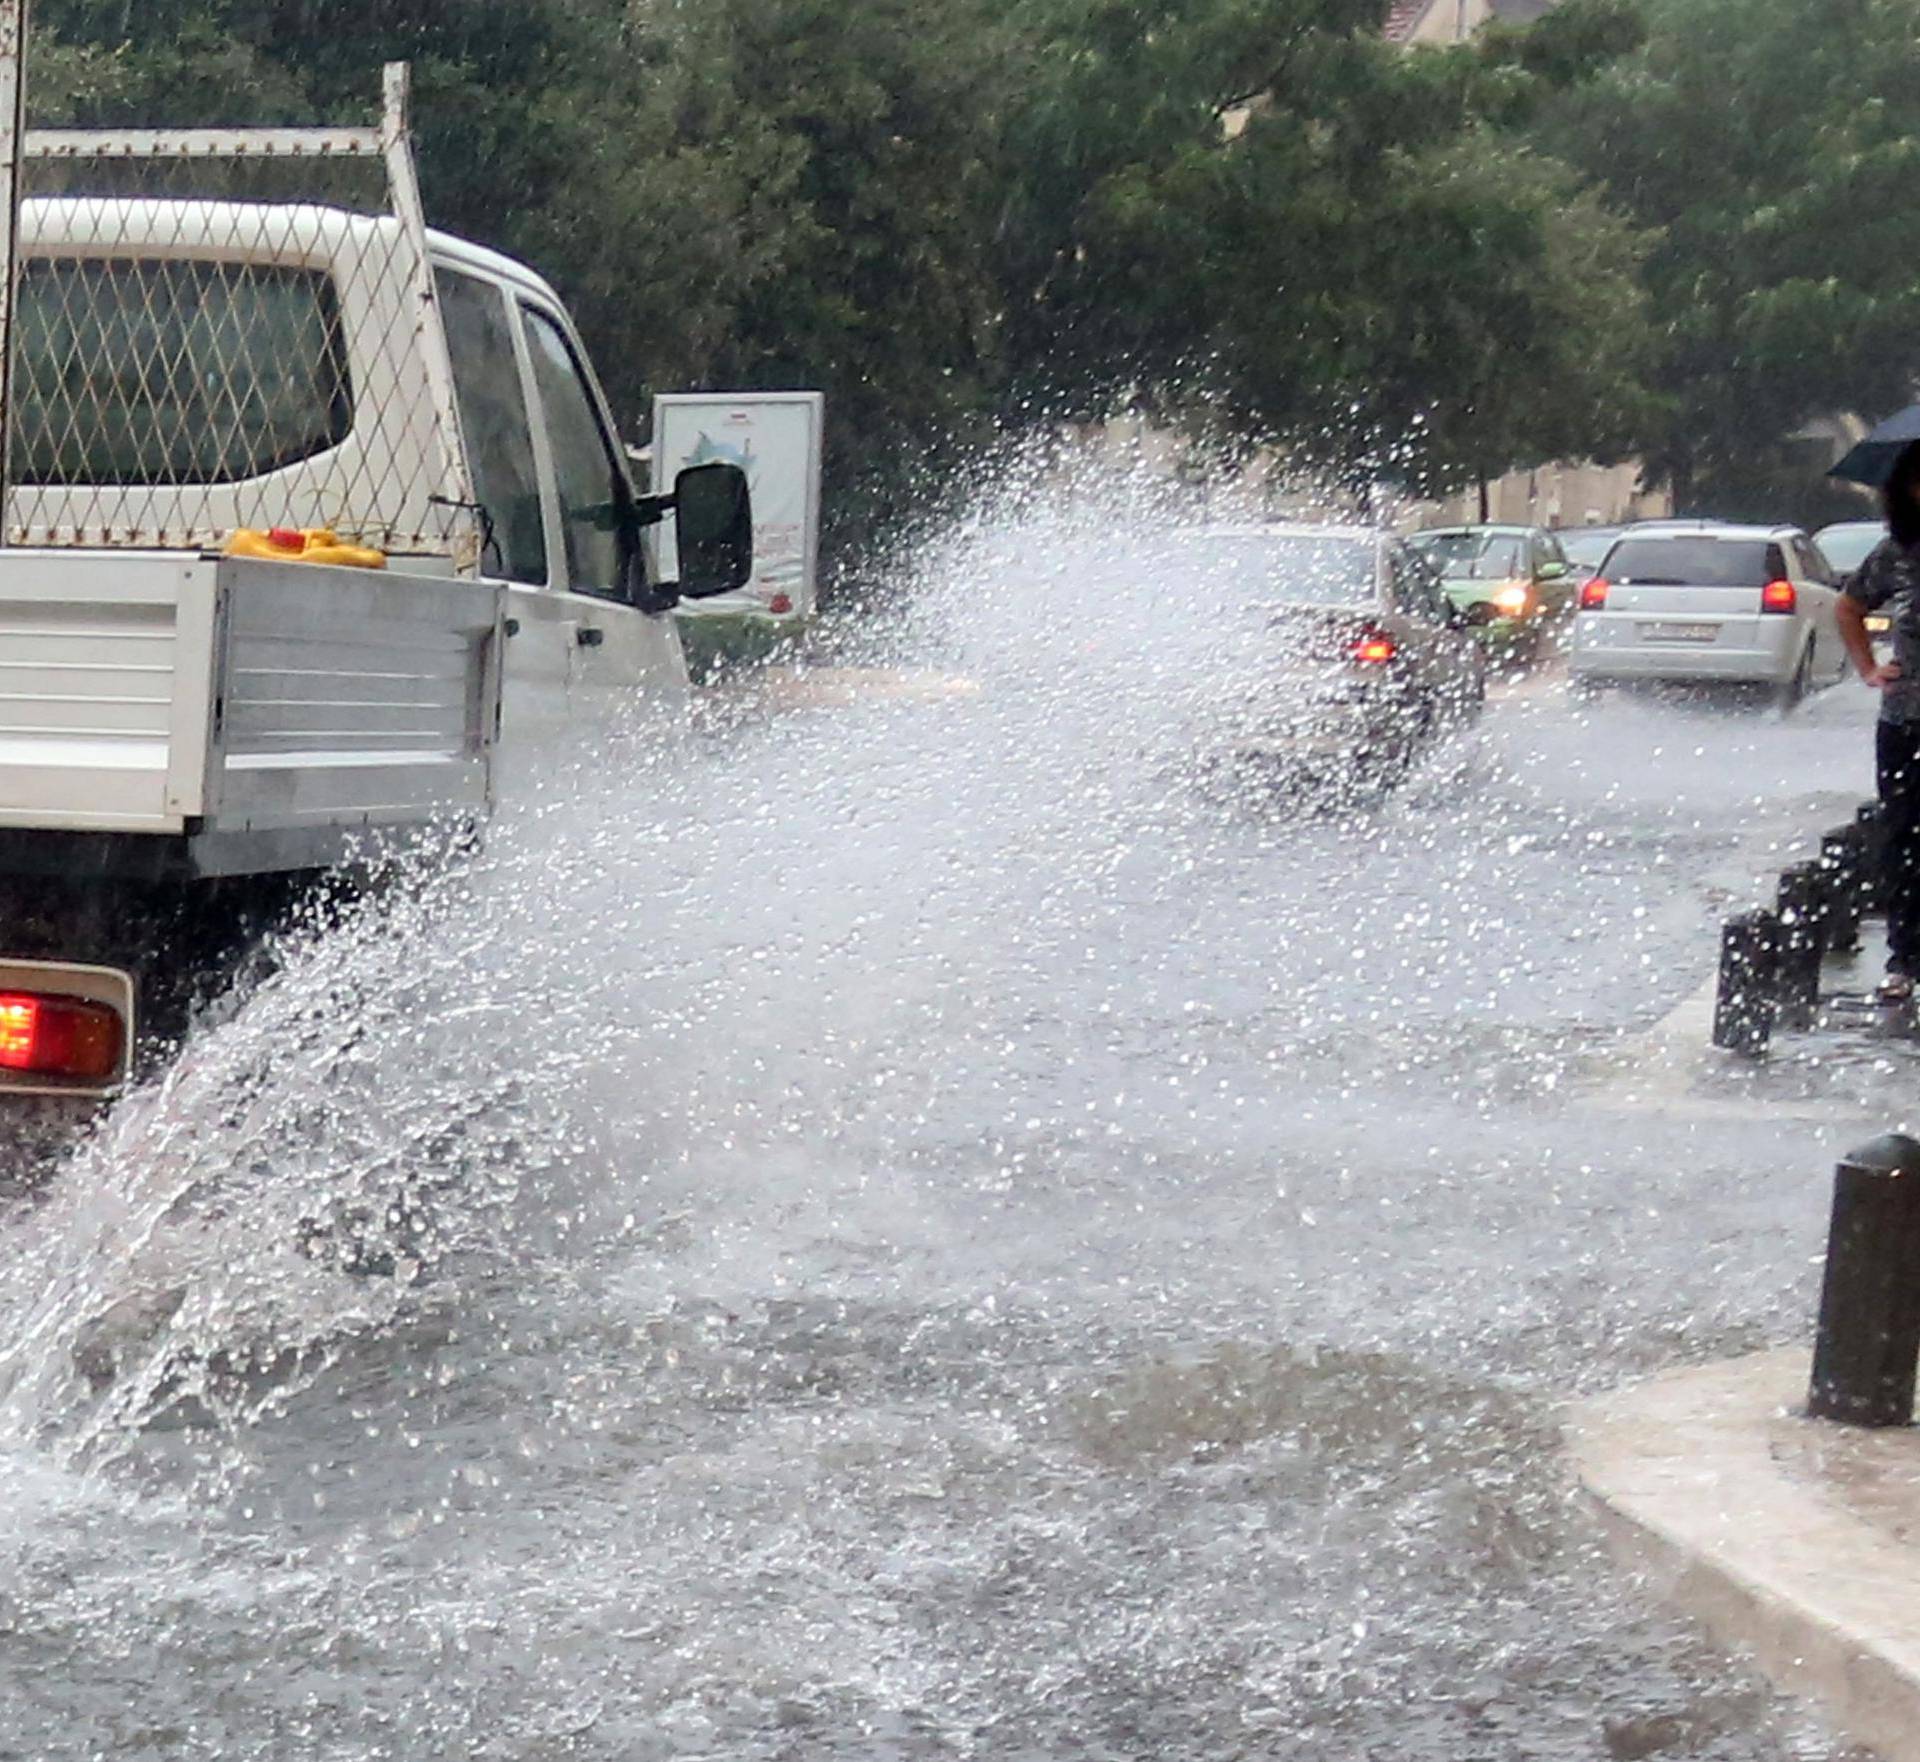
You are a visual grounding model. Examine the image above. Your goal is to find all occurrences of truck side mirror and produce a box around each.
[673,463,752,599]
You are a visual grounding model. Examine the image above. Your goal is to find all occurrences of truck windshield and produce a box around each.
[9,257,351,485]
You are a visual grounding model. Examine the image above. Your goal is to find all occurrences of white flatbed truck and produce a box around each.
[0,54,750,1102]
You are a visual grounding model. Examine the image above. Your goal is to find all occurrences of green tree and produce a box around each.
[1547,0,1920,522]
[23,0,1660,561]
[569,0,1015,550]
[992,0,1651,498]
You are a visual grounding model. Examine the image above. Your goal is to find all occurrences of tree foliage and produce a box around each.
[27,0,1656,554]
[997,4,1650,490]
[1545,0,1920,521]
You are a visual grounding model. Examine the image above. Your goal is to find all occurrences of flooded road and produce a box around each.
[0,496,1894,1759]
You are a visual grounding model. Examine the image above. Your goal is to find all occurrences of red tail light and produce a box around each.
[768,592,793,615]
[1351,629,1397,665]
[1761,578,1797,614]
[0,992,124,1081]
[1579,578,1609,611]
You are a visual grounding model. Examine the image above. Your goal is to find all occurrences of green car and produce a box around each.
[1408,524,1578,656]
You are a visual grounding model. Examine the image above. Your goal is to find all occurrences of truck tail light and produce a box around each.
[1579,578,1609,611]
[1761,579,1797,614]
[0,991,124,1082]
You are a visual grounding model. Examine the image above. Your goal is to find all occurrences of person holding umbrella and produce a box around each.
[1833,420,1920,1002]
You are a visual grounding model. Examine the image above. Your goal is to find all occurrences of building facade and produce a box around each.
[1384,0,1494,44]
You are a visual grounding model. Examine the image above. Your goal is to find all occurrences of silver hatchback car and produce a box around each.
[1568,521,1851,705]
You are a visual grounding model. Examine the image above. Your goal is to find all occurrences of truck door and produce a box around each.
[518,304,687,715]
[435,267,571,751]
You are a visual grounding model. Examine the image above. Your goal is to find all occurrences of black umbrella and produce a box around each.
[1830,405,1920,487]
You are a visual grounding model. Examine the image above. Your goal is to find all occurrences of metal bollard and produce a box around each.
[1808,1133,1920,1426]
[1857,799,1889,915]
[1711,908,1779,1057]
[1820,825,1865,954]
[1775,862,1826,1031]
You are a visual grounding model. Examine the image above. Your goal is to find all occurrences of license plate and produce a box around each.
[1640,621,1718,643]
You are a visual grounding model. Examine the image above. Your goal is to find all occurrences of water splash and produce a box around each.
[0,446,1885,1757]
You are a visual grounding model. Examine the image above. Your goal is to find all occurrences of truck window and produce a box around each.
[435,269,546,584]
[522,306,631,599]
[11,257,349,485]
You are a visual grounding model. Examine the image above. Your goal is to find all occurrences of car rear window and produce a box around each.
[1601,536,1782,587]
[10,256,351,486]
[1560,529,1618,570]
[1416,533,1525,579]
[1816,524,1885,575]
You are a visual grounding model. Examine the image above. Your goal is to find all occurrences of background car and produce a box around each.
[1409,523,1577,657]
[1811,520,1892,645]
[1558,524,1626,576]
[1172,523,1486,797]
[1568,521,1849,706]
[1812,519,1885,577]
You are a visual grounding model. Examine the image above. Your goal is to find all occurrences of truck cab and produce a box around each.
[431,230,694,742]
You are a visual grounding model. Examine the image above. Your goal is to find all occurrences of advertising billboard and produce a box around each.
[651,392,824,621]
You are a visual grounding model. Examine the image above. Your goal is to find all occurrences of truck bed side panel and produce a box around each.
[0,553,208,831]
[207,557,500,834]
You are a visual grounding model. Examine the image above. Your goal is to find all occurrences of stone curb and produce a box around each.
[1568,1348,1920,1762]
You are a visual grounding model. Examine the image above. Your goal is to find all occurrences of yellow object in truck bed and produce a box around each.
[224,527,387,569]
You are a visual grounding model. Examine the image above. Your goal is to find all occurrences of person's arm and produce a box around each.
[1839,547,1902,688]
[1836,592,1896,686]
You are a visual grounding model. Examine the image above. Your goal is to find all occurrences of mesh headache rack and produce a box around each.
[0,50,477,562]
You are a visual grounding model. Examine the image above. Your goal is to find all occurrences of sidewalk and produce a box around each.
[1569,1349,1920,1761]
[1582,913,1920,1125]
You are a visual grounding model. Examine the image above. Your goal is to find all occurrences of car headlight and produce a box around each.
[1491,584,1531,617]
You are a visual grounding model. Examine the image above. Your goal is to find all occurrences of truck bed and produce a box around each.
[0,550,502,877]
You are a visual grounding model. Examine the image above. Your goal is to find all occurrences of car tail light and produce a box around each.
[0,991,124,1081]
[768,592,793,615]
[1579,578,1609,611]
[1351,629,1397,665]
[1761,578,1797,614]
